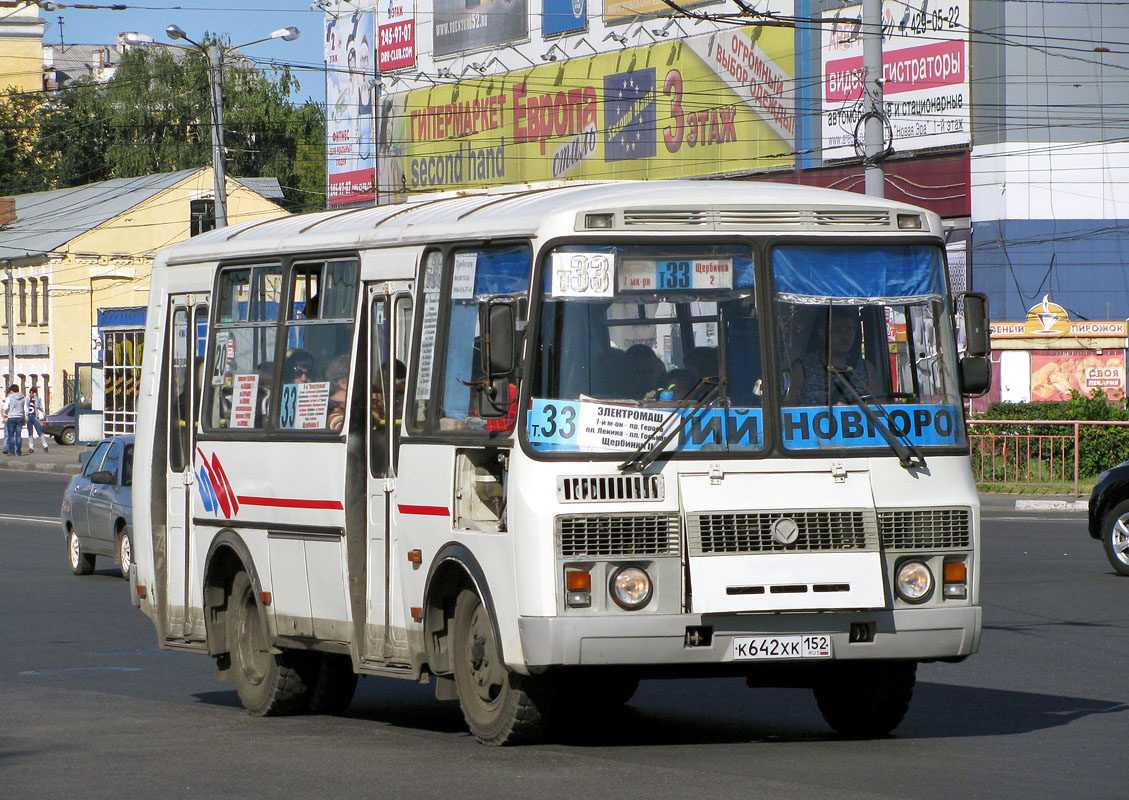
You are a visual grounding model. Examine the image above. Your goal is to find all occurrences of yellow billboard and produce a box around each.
[377,25,795,197]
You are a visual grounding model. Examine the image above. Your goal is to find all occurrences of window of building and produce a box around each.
[17,278,25,325]
[191,199,216,237]
[40,277,48,324]
[29,279,37,326]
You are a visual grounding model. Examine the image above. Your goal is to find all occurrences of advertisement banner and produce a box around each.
[326,11,375,206]
[544,0,587,37]
[378,0,415,71]
[603,0,719,23]
[821,0,969,159]
[1030,350,1126,402]
[433,0,528,57]
[377,26,794,197]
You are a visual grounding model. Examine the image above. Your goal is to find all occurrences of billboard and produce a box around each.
[377,25,794,197]
[544,0,587,37]
[433,0,529,57]
[821,0,969,160]
[326,11,375,206]
[603,0,718,23]
[378,0,415,71]
[1031,350,1126,402]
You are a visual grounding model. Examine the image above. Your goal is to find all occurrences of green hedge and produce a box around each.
[970,391,1129,478]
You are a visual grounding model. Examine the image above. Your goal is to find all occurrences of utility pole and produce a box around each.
[862,0,886,197]
[165,25,300,229]
[206,44,228,227]
[4,261,13,386]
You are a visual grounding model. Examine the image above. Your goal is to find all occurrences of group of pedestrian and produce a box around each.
[2,384,48,456]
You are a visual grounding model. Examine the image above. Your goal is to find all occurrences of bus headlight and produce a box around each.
[895,560,934,604]
[610,566,652,610]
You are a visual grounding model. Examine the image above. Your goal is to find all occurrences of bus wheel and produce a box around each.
[451,589,549,745]
[305,653,358,715]
[812,660,916,737]
[229,572,311,716]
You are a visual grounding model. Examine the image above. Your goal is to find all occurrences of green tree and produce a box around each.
[2,41,325,212]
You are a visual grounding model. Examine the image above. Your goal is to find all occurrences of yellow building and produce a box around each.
[0,2,44,95]
[0,167,287,420]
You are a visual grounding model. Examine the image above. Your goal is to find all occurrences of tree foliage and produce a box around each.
[1,42,325,212]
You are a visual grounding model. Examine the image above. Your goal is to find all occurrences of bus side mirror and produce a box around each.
[478,299,517,420]
[959,356,991,397]
[959,291,990,358]
[481,299,516,377]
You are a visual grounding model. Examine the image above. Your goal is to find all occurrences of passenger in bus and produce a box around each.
[623,344,667,400]
[326,354,351,431]
[785,306,878,406]
[283,348,317,384]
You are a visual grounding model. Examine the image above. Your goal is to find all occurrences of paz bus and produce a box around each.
[131,180,991,745]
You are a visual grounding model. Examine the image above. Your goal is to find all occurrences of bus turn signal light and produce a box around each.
[943,561,968,599]
[565,569,591,608]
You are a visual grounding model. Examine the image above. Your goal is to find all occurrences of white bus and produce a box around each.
[132,180,990,744]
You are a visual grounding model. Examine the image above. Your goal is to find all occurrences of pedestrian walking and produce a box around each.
[3,384,26,455]
[25,387,47,453]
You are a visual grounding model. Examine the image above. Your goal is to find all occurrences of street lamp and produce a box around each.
[164,25,300,228]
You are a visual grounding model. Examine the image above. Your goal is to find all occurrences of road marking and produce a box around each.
[0,513,61,525]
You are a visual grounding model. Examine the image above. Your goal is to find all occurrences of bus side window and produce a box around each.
[206,265,281,430]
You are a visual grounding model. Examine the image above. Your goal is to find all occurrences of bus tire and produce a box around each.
[229,571,311,717]
[451,588,549,745]
[812,660,916,737]
[305,653,358,715]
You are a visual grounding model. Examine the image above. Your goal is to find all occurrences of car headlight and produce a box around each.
[610,566,652,610]
[895,560,934,604]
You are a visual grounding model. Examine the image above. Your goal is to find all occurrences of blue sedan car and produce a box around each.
[61,435,134,578]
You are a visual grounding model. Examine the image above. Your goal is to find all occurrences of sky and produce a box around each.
[44,1,329,105]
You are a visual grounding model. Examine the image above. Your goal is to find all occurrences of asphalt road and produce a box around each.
[1,470,1126,799]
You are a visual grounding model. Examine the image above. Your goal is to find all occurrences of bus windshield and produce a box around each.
[528,243,764,455]
[775,243,965,453]
[527,241,964,458]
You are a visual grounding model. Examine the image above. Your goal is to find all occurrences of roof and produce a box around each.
[0,170,284,263]
[160,180,941,266]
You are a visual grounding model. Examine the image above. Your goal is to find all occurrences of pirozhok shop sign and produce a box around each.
[377,25,794,195]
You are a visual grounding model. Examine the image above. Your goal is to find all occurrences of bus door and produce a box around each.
[164,296,208,640]
[363,284,413,663]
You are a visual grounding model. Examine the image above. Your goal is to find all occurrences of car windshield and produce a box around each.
[528,243,763,455]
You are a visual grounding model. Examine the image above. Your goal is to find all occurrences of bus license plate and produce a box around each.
[731,635,832,660]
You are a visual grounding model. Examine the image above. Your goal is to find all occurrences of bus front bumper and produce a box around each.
[517,606,981,668]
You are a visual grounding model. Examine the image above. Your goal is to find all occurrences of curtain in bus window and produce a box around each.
[773,245,944,303]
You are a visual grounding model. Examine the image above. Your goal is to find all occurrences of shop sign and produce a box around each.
[990,295,1129,339]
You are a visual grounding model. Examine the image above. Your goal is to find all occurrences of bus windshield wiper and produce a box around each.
[827,368,926,472]
[618,377,721,474]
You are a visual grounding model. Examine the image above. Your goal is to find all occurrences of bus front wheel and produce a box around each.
[812,660,916,737]
[229,571,311,716]
[451,589,550,745]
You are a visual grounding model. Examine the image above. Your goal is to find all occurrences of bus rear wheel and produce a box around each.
[451,589,550,745]
[812,660,916,737]
[229,571,311,716]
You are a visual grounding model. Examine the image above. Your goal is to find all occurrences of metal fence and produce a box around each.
[968,419,1129,495]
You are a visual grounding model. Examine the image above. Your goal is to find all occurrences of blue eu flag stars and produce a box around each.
[604,69,657,162]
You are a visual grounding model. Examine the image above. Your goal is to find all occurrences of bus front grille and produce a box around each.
[687,511,878,555]
[556,513,681,557]
[557,474,664,502]
[878,508,972,550]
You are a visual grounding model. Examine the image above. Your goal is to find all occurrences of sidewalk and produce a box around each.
[0,441,90,476]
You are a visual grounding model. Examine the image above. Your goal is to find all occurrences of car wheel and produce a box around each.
[1101,499,1129,577]
[60,427,76,446]
[117,527,132,580]
[228,571,312,716]
[451,588,551,745]
[68,530,95,575]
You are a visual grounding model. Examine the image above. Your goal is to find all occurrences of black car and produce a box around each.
[1087,462,1129,576]
[43,403,77,445]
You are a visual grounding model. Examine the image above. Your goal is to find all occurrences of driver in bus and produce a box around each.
[785,306,879,406]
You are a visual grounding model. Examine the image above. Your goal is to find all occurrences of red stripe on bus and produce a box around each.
[237,496,345,511]
[397,504,450,517]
